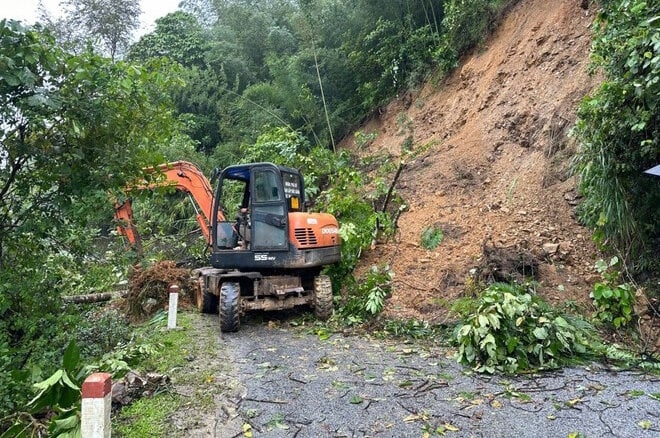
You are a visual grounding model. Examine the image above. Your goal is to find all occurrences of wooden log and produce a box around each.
[63,290,128,304]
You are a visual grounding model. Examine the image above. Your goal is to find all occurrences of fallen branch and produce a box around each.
[63,290,128,304]
[244,397,288,404]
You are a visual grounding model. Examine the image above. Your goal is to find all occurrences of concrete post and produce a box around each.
[167,284,180,329]
[81,372,112,438]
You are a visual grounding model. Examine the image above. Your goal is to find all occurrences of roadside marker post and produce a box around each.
[81,372,112,438]
[168,284,180,329]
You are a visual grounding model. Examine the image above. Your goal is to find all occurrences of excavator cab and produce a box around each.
[210,162,340,271]
[213,163,299,250]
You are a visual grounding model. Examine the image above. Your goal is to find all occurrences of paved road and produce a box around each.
[194,314,659,438]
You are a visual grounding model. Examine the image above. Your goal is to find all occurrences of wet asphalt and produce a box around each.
[194,313,659,438]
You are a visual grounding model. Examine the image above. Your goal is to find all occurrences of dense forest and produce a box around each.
[0,0,658,435]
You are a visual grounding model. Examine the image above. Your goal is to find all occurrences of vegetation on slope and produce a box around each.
[573,0,659,274]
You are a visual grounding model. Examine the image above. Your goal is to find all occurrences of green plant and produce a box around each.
[354,130,378,149]
[364,265,393,315]
[1,341,85,438]
[75,308,133,360]
[339,265,393,321]
[572,0,659,270]
[590,257,636,328]
[455,283,591,373]
[421,225,444,249]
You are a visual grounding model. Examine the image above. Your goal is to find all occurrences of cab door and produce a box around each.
[250,167,288,250]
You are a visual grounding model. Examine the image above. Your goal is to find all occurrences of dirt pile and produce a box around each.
[346,0,603,322]
[125,261,196,321]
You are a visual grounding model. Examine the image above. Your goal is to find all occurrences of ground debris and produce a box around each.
[111,371,171,408]
[125,260,196,322]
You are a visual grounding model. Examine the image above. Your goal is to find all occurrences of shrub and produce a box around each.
[455,283,590,373]
[421,225,444,249]
[572,0,660,270]
[338,265,393,323]
[590,257,636,328]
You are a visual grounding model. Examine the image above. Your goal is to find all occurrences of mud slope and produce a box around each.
[346,0,602,321]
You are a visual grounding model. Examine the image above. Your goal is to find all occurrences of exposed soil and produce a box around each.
[343,0,603,324]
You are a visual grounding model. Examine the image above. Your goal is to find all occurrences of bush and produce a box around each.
[455,283,590,373]
[572,0,660,270]
[590,257,636,328]
[442,0,515,56]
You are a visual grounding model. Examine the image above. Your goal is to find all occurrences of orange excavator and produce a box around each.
[114,161,341,332]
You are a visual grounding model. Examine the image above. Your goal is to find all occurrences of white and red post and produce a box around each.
[81,372,112,437]
[167,284,180,329]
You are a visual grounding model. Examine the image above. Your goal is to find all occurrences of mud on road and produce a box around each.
[172,312,659,438]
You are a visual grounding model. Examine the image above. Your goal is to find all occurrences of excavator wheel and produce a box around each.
[195,277,218,314]
[313,275,333,321]
[219,281,240,332]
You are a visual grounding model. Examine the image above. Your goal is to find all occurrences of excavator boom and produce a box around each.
[114,161,223,246]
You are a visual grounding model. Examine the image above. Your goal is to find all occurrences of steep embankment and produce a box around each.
[348,0,601,322]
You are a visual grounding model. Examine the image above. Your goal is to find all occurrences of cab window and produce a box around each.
[254,170,280,202]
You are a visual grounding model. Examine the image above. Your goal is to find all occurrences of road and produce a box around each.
[179,313,660,438]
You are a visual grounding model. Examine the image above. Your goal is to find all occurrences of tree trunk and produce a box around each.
[63,290,128,304]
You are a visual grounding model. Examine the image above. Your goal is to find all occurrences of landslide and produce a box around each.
[346,0,604,323]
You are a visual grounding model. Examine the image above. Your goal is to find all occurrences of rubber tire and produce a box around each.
[195,278,218,314]
[313,275,333,321]
[219,282,240,332]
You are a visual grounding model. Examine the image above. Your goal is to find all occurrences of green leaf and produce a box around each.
[349,395,363,404]
[33,369,64,391]
[61,370,80,391]
[51,413,80,433]
[533,327,548,340]
[63,340,80,373]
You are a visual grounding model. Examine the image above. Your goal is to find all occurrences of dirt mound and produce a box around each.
[345,0,603,322]
[126,261,196,321]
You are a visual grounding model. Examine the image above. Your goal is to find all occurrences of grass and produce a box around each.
[115,394,181,437]
[112,311,223,437]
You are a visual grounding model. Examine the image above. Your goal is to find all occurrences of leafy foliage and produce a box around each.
[455,283,591,373]
[441,0,513,57]
[421,225,445,249]
[1,341,84,438]
[572,0,660,271]
[123,0,517,159]
[339,265,394,323]
[590,257,636,328]
[128,12,208,67]
[0,20,183,418]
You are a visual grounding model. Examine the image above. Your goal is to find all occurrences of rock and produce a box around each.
[542,243,560,254]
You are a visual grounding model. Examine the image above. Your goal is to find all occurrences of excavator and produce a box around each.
[114,161,341,332]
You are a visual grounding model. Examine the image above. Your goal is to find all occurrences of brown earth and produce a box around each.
[344,0,604,323]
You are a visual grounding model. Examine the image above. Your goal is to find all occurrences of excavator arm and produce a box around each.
[113,161,224,247]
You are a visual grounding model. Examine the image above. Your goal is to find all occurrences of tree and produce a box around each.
[0,20,182,415]
[129,12,209,67]
[46,0,142,60]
